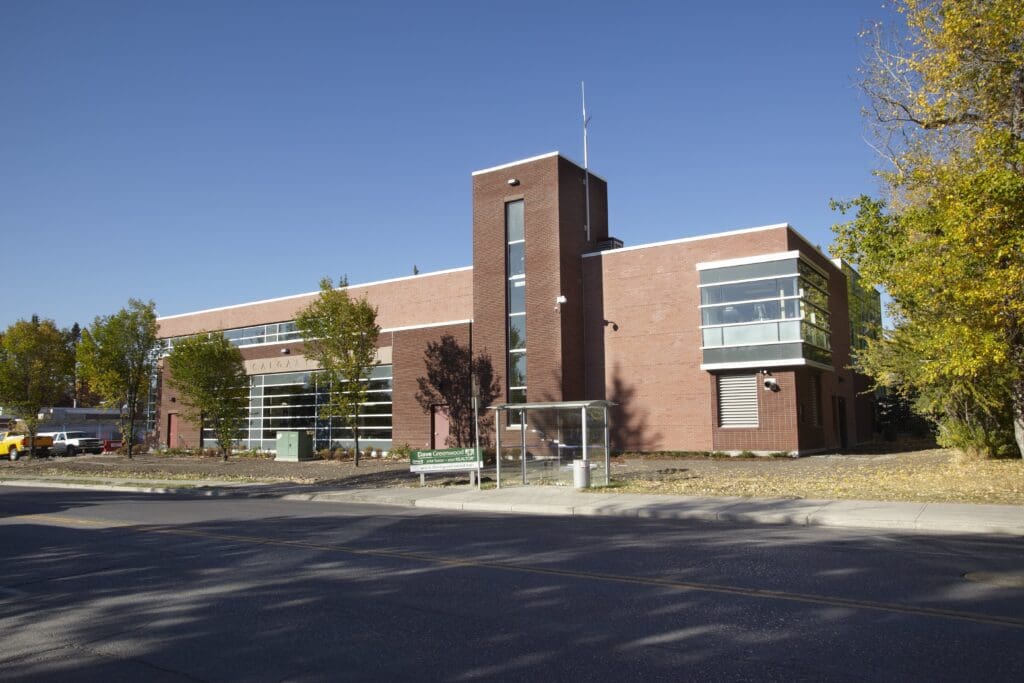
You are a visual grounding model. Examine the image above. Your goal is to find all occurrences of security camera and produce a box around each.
[763,377,779,391]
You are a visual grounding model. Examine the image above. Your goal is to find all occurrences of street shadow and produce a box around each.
[1,487,1022,681]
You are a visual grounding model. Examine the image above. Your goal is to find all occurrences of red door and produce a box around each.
[168,413,180,449]
[431,405,450,449]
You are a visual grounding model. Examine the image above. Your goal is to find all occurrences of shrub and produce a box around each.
[388,443,413,459]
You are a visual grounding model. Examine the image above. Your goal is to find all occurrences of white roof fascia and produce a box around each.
[471,152,607,183]
[700,358,834,372]
[471,152,561,176]
[381,319,473,334]
[697,251,801,271]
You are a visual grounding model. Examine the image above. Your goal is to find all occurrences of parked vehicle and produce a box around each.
[0,432,54,461]
[38,431,105,456]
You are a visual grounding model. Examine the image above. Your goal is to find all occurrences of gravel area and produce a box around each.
[2,447,1021,504]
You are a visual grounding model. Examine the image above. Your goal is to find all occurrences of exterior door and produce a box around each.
[837,397,849,449]
[168,413,180,449]
[431,405,450,449]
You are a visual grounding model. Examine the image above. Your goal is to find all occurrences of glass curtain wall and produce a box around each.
[201,365,393,452]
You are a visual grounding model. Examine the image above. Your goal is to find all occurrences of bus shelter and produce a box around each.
[488,400,616,488]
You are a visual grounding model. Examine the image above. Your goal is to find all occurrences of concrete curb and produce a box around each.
[0,478,264,496]
[2,477,1022,536]
[290,487,1024,536]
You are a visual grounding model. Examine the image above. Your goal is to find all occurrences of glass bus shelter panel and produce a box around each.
[495,442,527,488]
[494,406,611,488]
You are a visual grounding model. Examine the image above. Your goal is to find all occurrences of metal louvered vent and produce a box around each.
[718,375,759,427]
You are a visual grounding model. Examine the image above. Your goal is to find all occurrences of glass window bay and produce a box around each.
[203,365,394,452]
[506,200,526,423]
[698,253,832,370]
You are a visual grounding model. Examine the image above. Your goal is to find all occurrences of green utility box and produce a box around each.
[275,431,314,461]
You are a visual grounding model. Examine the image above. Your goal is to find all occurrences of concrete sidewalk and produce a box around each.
[286,486,1024,536]
[2,476,1022,536]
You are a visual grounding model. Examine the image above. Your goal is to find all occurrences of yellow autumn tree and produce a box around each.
[832,0,1024,457]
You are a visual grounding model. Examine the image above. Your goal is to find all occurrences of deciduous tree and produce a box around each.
[415,335,501,448]
[295,278,380,464]
[166,332,249,461]
[832,0,1024,457]
[77,300,160,458]
[0,318,75,454]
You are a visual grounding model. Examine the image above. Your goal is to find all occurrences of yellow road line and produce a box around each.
[12,513,1024,630]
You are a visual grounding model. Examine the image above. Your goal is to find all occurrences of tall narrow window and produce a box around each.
[506,200,526,424]
[807,373,821,427]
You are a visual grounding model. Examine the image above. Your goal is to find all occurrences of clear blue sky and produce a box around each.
[1,0,892,330]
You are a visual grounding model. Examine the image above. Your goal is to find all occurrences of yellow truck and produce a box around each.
[0,432,53,461]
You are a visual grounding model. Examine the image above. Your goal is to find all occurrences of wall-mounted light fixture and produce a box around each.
[555,295,567,311]
[507,178,520,186]
[761,370,779,392]
[603,319,619,332]
[281,348,291,355]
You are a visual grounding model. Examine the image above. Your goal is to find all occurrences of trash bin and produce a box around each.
[573,459,591,489]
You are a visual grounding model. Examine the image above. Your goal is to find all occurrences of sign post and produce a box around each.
[411,447,481,486]
[472,373,481,490]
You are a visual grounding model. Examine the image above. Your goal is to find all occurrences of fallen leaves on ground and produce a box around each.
[614,450,1023,505]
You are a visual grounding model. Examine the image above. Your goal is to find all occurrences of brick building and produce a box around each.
[155,152,880,455]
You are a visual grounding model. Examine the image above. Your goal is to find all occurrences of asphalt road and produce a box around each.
[1,487,1022,682]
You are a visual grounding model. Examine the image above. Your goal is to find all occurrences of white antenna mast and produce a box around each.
[582,81,592,242]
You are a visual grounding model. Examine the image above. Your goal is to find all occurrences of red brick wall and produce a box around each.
[157,267,473,338]
[711,370,800,453]
[557,158,608,400]
[582,225,871,454]
[583,226,794,452]
[155,361,203,449]
[471,154,609,414]
[390,322,472,449]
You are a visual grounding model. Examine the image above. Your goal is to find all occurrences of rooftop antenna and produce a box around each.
[581,81,592,242]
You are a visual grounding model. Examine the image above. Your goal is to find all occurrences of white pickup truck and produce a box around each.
[38,431,105,456]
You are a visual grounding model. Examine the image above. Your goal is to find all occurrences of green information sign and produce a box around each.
[410,447,480,473]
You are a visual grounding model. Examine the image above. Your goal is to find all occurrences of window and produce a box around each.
[164,320,304,354]
[506,200,526,425]
[699,255,833,368]
[208,365,394,452]
[806,373,821,427]
[718,374,759,427]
